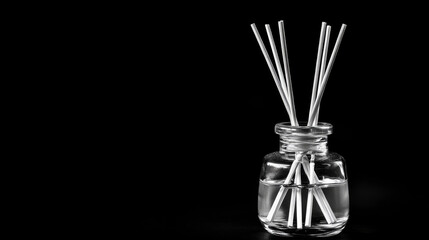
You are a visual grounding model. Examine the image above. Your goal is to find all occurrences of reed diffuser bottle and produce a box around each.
[250,20,349,237]
[258,122,349,237]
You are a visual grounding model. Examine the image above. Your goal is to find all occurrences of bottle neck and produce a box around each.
[279,134,329,156]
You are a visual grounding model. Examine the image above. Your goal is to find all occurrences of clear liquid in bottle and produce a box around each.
[258,178,349,237]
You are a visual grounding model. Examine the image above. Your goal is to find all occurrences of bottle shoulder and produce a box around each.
[327,152,345,162]
[264,151,344,162]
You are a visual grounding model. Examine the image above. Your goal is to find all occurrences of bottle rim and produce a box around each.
[275,122,333,136]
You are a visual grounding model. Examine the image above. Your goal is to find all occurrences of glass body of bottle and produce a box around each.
[258,122,349,237]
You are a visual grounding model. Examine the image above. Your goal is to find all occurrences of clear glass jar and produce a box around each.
[258,122,349,237]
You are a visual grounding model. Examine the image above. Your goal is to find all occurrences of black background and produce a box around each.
[54,2,428,239]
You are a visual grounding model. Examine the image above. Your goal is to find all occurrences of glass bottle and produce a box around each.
[258,122,349,237]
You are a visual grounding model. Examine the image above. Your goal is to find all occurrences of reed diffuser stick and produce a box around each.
[313,26,331,125]
[309,22,327,119]
[278,21,297,121]
[287,184,297,227]
[305,155,315,226]
[265,25,290,103]
[295,163,303,229]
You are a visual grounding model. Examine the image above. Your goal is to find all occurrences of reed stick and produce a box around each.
[313,26,331,125]
[295,163,303,229]
[278,21,297,123]
[287,187,296,227]
[309,22,327,121]
[305,156,315,226]
[265,25,289,103]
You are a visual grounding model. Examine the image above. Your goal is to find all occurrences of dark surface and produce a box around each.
[51,2,427,238]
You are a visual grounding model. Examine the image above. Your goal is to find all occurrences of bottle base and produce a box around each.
[259,216,348,237]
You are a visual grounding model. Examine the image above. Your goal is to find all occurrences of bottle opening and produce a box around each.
[275,122,333,136]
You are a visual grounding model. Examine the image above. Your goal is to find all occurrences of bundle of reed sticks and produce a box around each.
[251,21,346,227]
